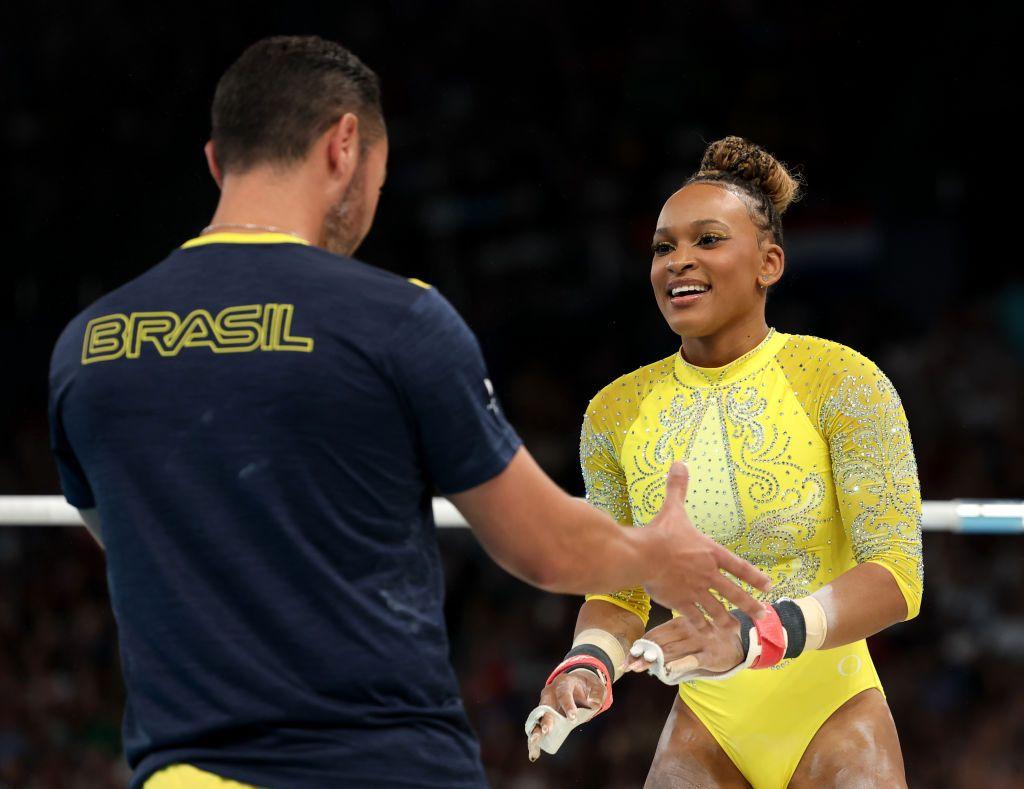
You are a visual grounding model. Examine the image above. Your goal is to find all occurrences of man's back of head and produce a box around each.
[204,36,389,257]
[211,35,385,174]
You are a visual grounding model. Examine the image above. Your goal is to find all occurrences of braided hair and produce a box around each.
[685,136,802,246]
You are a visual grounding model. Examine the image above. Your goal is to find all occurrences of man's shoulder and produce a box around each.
[51,247,439,356]
[172,238,432,304]
[302,246,431,292]
[271,247,450,325]
[49,268,158,378]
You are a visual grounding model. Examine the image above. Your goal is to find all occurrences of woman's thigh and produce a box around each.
[788,688,907,788]
[644,695,750,789]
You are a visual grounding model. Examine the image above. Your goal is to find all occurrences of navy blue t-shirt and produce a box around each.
[47,234,522,788]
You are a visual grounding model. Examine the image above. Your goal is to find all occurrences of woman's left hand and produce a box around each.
[624,613,745,676]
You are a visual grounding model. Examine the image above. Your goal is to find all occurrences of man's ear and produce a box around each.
[204,140,223,189]
[324,113,361,191]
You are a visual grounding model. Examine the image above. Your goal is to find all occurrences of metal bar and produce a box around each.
[1,496,1021,533]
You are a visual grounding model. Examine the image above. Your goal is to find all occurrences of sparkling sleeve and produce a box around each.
[822,362,924,619]
[580,406,652,626]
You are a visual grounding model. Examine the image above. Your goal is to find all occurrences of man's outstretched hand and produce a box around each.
[640,462,771,626]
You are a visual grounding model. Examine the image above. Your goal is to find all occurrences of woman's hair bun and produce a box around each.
[697,136,802,216]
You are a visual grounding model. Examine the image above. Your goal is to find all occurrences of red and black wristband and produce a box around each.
[545,646,615,714]
[730,599,807,669]
[564,644,616,684]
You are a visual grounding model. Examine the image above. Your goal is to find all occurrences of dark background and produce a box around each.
[2,2,1022,787]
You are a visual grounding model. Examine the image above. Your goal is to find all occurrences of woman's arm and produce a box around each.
[811,562,906,648]
[627,352,924,675]
[818,357,924,643]
[628,531,919,681]
[575,599,649,666]
[527,600,646,761]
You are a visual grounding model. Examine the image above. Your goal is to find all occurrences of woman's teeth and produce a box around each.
[670,284,710,296]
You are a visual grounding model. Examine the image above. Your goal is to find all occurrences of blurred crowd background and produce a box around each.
[2,2,1021,787]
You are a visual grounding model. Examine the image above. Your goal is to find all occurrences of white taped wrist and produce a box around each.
[794,596,828,651]
[573,628,627,681]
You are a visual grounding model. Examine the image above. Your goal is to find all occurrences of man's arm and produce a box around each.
[450,448,771,622]
[389,289,768,619]
[78,508,104,549]
[450,448,642,592]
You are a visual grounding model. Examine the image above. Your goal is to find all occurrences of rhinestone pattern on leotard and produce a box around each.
[580,331,923,626]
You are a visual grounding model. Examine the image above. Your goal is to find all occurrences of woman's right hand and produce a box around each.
[527,668,607,761]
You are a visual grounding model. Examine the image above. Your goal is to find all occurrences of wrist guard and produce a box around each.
[730,599,807,670]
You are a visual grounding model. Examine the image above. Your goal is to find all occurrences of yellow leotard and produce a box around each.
[145,764,257,788]
[581,329,923,789]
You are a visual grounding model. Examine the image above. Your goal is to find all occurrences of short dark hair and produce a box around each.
[211,35,384,174]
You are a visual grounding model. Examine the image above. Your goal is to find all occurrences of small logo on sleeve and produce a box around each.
[81,304,314,364]
[484,378,501,417]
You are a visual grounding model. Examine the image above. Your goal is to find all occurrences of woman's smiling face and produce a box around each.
[650,182,782,340]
